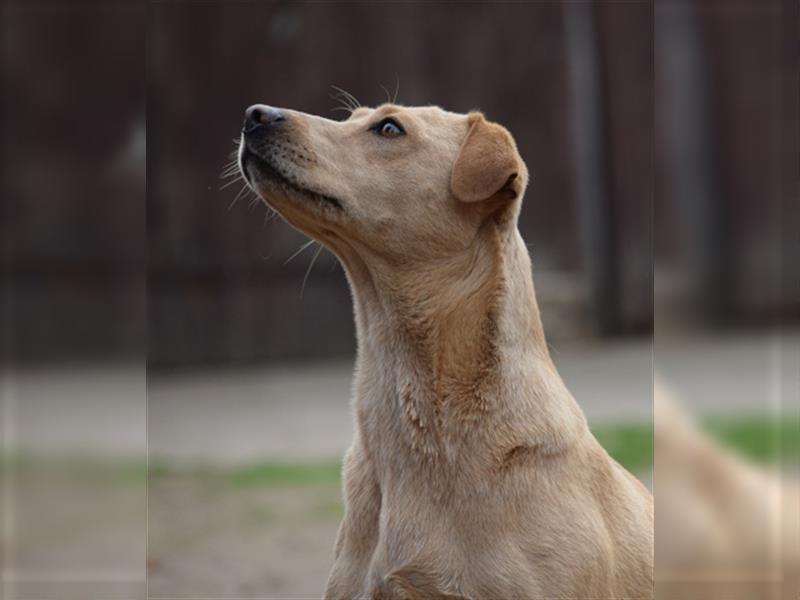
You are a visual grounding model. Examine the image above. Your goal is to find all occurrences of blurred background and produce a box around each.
[0,0,796,598]
[2,2,147,599]
[654,2,799,599]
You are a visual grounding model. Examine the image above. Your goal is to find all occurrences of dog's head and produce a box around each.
[238,103,528,263]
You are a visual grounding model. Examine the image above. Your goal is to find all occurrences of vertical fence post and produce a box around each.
[564,2,620,335]
[656,2,725,321]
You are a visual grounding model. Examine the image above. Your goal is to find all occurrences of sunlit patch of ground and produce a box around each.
[148,474,341,597]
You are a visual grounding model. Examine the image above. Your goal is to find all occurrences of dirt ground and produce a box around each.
[148,475,342,598]
[3,463,146,600]
[4,462,344,599]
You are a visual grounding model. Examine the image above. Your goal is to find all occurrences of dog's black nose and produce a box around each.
[243,104,286,133]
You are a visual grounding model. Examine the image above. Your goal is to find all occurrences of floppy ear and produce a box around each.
[451,113,523,203]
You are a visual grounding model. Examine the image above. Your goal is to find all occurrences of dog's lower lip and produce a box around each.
[243,149,342,210]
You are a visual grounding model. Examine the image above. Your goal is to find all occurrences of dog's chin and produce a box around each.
[240,149,343,214]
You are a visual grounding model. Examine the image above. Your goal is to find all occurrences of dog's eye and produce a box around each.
[371,118,405,138]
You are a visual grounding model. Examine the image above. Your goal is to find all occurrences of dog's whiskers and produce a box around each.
[227,183,251,211]
[219,174,245,191]
[220,162,239,175]
[219,141,244,185]
[328,254,340,273]
[284,239,316,265]
[329,93,356,115]
[335,90,360,110]
[330,104,354,115]
[330,85,361,111]
[300,243,323,299]
[263,205,278,226]
[380,83,392,105]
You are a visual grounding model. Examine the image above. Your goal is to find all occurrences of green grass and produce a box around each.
[592,423,654,472]
[704,416,800,463]
[228,460,342,487]
[592,415,799,473]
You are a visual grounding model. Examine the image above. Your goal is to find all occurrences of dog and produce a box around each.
[238,102,653,599]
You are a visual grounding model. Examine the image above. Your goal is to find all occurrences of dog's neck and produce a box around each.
[340,220,587,463]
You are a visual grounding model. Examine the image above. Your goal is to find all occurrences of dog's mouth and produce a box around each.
[240,146,343,211]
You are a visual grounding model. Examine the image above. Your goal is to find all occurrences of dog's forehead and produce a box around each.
[407,105,469,127]
[348,104,468,127]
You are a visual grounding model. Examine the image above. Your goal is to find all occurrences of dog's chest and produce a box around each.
[359,475,616,599]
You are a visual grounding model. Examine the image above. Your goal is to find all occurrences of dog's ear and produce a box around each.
[451,113,523,204]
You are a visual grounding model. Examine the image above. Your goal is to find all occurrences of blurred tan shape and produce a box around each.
[655,376,799,600]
